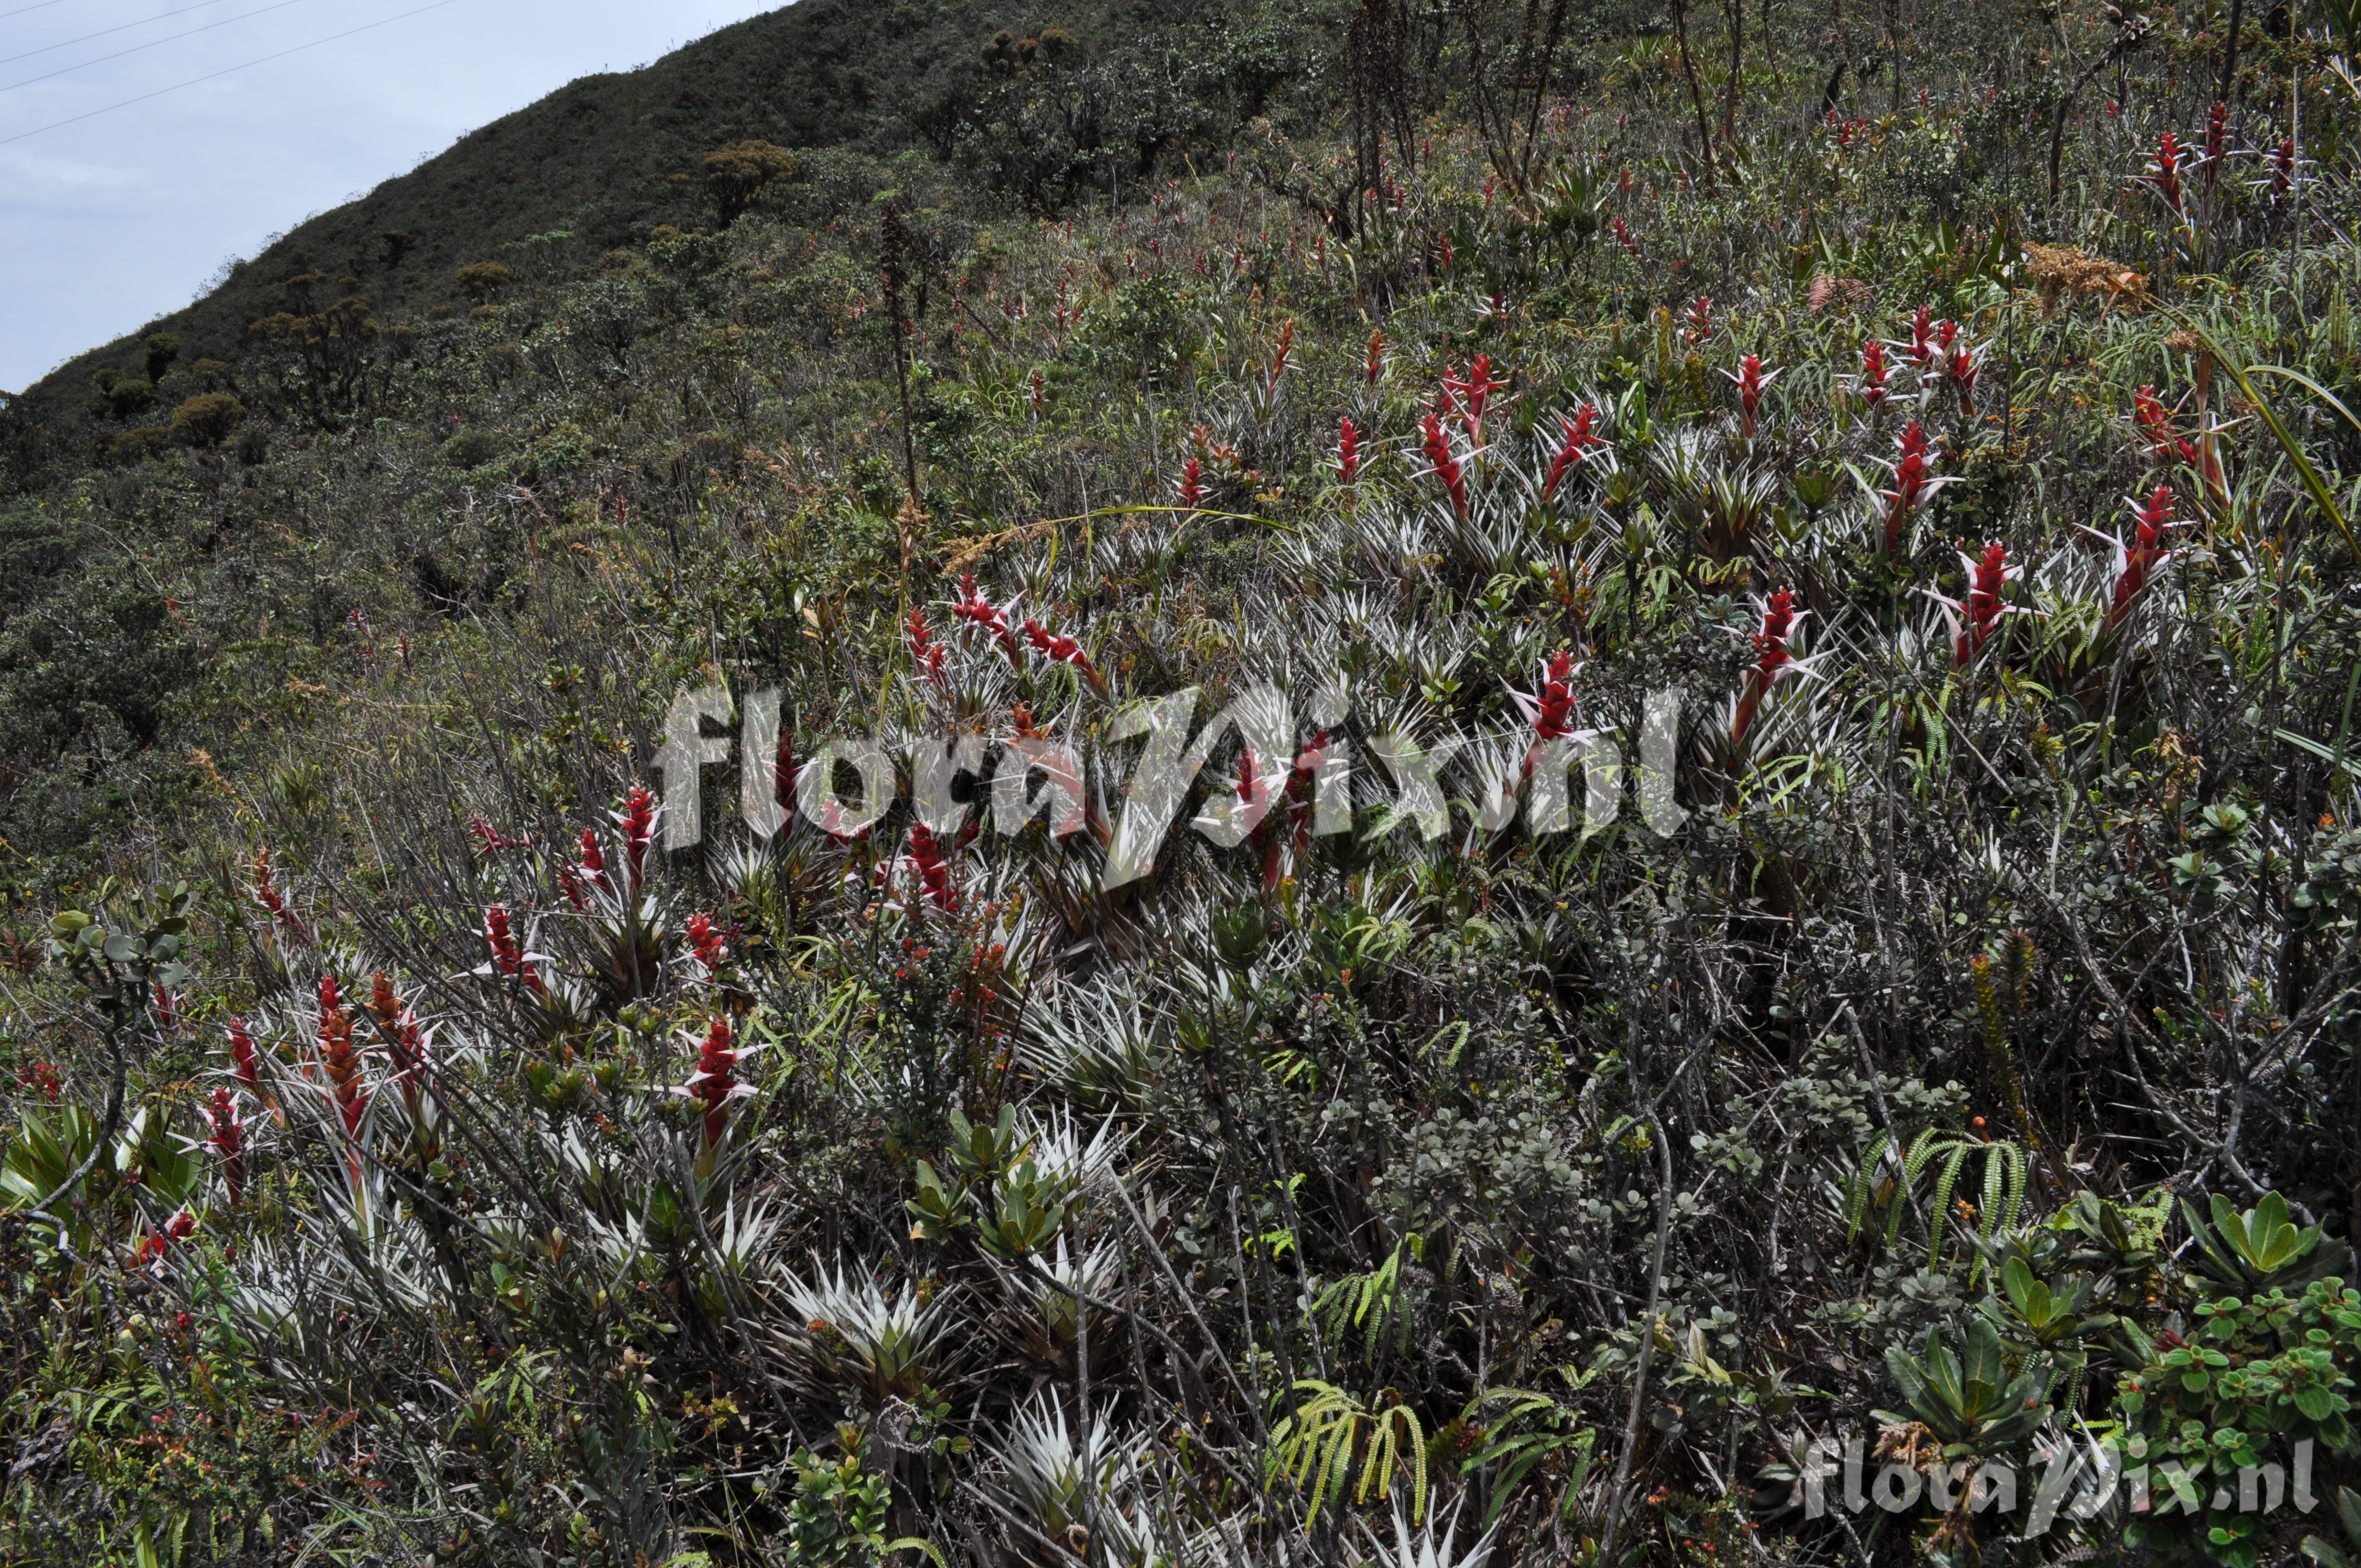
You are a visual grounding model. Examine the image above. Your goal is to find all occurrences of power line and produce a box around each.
[3,0,241,70]
[2,0,319,94]
[0,0,463,144]
[0,0,75,22]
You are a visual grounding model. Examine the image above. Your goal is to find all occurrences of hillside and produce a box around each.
[7,0,1306,458]
[5,3,2361,1567]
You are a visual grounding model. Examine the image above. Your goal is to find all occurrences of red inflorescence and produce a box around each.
[1420,411,1469,518]
[613,787,657,894]
[1532,652,1577,741]
[906,823,960,913]
[689,1017,742,1147]
[684,911,730,977]
[2110,485,2175,628]
[203,1087,246,1205]
[1732,590,1798,745]
[1883,422,1934,552]
[483,904,544,994]
[1542,403,1604,499]
[318,976,368,1137]
[1957,542,2009,664]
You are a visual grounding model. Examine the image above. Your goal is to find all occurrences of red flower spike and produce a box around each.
[1542,403,1605,499]
[1858,339,1890,411]
[906,608,946,684]
[483,904,545,994]
[578,827,612,894]
[317,976,368,1137]
[683,912,730,977]
[2134,385,2199,466]
[689,1017,740,1147]
[1723,356,1776,439]
[2108,485,2176,628]
[1335,416,1360,488]
[1365,328,1385,385]
[1419,411,1469,518]
[1732,590,1797,745]
[1882,422,1935,552]
[203,1087,246,1206]
[1533,652,1577,741]
[951,576,1026,662]
[1957,541,2010,664]
[367,971,427,1106]
[2151,130,2185,215]
[1947,341,1978,415]
[906,823,959,913]
[1682,296,1713,347]
[226,1019,260,1092]
[1443,355,1506,445]
[252,848,309,944]
[612,787,656,894]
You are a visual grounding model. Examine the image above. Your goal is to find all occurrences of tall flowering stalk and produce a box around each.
[2150,130,2186,216]
[1541,404,1604,499]
[1419,411,1469,517]
[1443,355,1505,445]
[317,976,367,1137]
[686,1017,751,1148]
[1683,296,1713,346]
[1264,319,1295,400]
[2272,138,2295,202]
[1335,416,1360,491]
[202,1087,246,1206]
[683,912,730,977]
[2134,385,2197,466]
[906,823,959,912]
[1731,590,1797,745]
[613,787,657,896]
[367,971,428,1110]
[1903,306,1938,375]
[1723,356,1777,439]
[252,848,308,944]
[1517,651,1579,742]
[1950,541,2014,665]
[1365,328,1385,385]
[1857,339,1891,412]
[1021,617,1106,692]
[1879,422,1940,553]
[2107,484,2175,629]
[907,609,946,684]
[951,576,1027,663]
[1612,215,1641,257]
[1947,340,1979,416]
[225,1018,261,1093]
[1177,458,1206,509]
[483,904,545,994]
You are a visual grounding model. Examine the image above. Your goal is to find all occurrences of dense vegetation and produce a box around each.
[6,1,2361,1565]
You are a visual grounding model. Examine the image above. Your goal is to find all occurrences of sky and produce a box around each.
[0,0,788,391]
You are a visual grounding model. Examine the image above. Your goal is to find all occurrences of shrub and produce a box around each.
[167,392,243,448]
[701,138,798,224]
[453,260,519,300]
[142,331,181,383]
